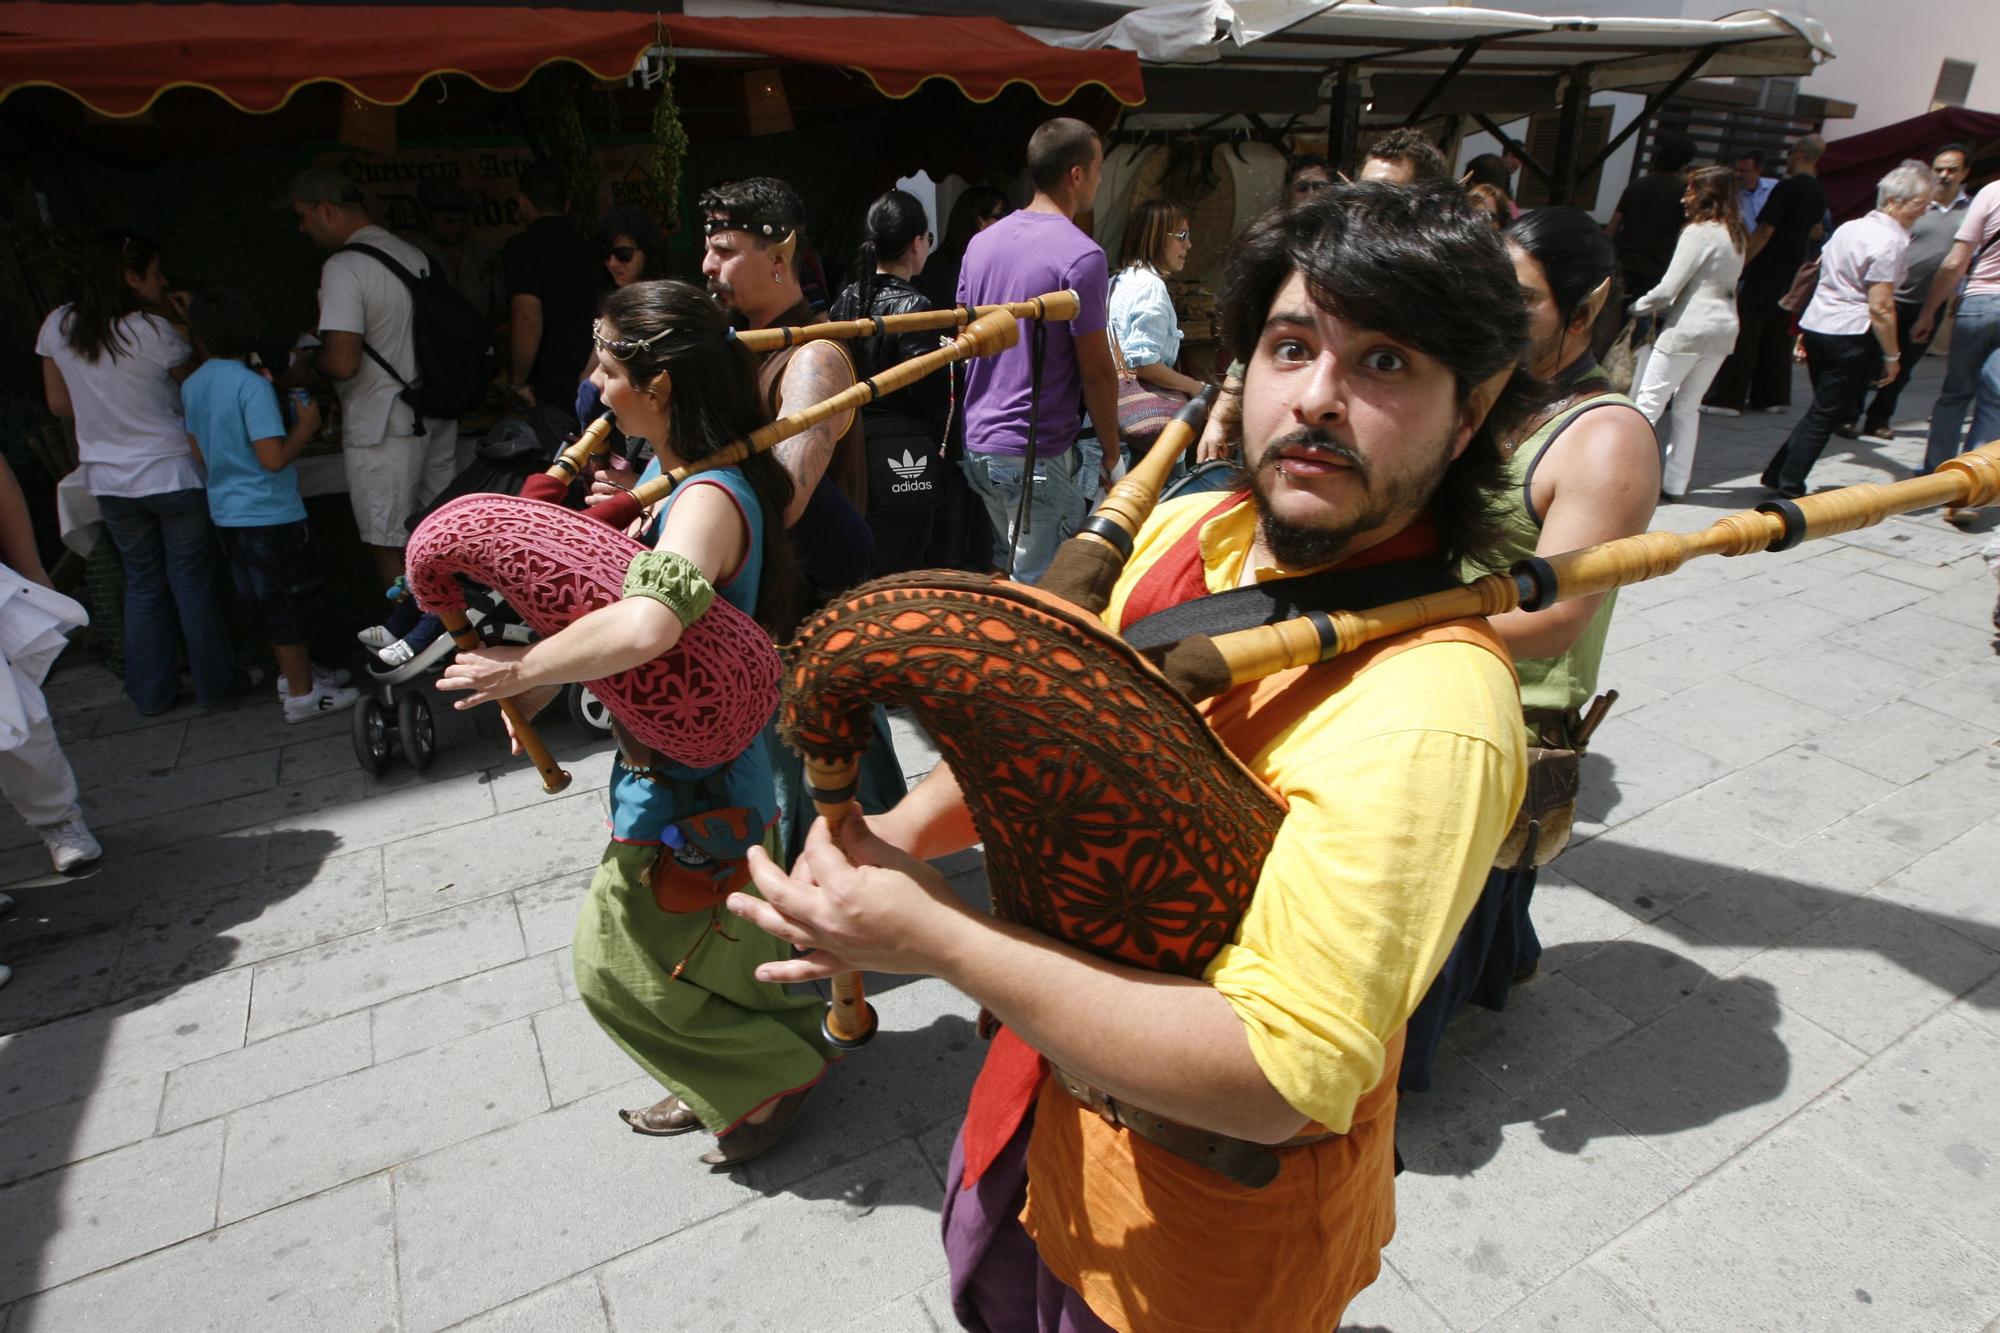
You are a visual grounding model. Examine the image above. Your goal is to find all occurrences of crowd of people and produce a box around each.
[1609,132,2000,512]
[6,104,1997,1330]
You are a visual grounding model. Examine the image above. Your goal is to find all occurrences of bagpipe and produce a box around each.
[400,294,1075,794]
[781,426,2000,1047]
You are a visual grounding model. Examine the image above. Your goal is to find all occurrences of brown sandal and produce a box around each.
[619,1094,702,1136]
[700,1083,816,1167]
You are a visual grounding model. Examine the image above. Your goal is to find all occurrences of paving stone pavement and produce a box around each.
[2,358,1996,1331]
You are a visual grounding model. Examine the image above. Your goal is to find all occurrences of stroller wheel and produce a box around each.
[353,696,394,776]
[398,691,437,771]
[567,683,615,736]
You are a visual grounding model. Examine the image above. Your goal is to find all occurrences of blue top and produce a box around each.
[1108,265,1183,370]
[183,360,305,527]
[607,461,778,846]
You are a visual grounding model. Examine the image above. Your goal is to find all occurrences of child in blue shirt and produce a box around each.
[183,290,357,723]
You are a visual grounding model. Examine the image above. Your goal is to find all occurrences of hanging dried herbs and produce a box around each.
[650,49,690,229]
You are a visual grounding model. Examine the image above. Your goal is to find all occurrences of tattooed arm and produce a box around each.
[773,341,857,527]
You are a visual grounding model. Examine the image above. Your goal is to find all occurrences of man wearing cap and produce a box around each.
[406,175,504,325]
[289,167,459,588]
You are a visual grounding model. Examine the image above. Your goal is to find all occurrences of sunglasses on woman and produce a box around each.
[592,318,671,361]
[1168,229,1190,242]
[603,245,639,263]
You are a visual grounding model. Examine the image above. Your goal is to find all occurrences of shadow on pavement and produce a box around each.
[0,827,337,1307]
[1403,839,1998,1177]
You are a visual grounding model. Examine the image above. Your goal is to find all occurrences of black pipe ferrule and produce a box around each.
[1755,497,1809,551]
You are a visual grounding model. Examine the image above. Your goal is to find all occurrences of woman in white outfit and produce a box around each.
[0,456,102,899]
[1631,166,1747,500]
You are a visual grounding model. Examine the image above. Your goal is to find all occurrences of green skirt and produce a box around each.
[571,839,831,1132]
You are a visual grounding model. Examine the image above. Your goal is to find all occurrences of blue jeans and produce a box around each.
[96,488,238,712]
[963,446,1086,585]
[1924,293,2000,473]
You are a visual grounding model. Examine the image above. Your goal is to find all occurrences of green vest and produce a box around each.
[1471,368,1637,724]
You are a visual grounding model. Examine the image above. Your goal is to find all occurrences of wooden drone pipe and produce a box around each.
[627,306,1025,512]
[438,608,572,794]
[1039,387,1219,614]
[801,754,878,1049]
[732,290,1081,354]
[1190,441,2000,701]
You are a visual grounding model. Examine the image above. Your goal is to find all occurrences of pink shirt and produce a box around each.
[1957,180,2000,298]
[1802,210,1908,337]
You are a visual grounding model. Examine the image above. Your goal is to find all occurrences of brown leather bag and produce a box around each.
[649,804,760,913]
[1493,692,1617,871]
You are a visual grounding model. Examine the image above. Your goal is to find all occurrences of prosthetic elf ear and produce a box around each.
[1576,275,1614,330]
[769,230,797,278]
[1459,363,1518,446]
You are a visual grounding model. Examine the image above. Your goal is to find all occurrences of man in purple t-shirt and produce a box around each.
[958,118,1123,582]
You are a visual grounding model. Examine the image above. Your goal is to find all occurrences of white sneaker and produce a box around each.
[0,891,14,915]
[283,682,361,723]
[275,663,354,698]
[1698,405,1741,419]
[357,626,396,652]
[39,814,103,877]
[376,639,417,667]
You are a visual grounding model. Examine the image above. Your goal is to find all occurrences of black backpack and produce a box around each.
[334,242,497,427]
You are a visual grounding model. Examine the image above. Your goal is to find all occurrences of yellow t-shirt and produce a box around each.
[1022,494,1526,1333]
[1104,493,1525,1128]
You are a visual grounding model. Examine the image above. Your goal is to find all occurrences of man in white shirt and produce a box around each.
[1760,161,1934,498]
[289,168,459,587]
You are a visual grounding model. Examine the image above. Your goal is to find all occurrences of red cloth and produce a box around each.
[957,497,1442,1189]
[1819,107,2000,224]
[0,5,1143,118]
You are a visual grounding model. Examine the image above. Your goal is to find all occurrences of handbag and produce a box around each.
[1493,692,1617,871]
[1777,256,1821,314]
[1110,332,1189,451]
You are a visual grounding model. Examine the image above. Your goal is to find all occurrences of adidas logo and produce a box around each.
[888,450,929,480]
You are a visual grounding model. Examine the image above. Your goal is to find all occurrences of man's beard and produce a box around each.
[1233,416,1451,568]
[706,278,737,310]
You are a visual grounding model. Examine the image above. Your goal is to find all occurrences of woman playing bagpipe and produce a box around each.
[733,184,1541,1330]
[436,280,832,1166]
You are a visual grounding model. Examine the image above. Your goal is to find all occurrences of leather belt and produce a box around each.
[1049,1065,1337,1189]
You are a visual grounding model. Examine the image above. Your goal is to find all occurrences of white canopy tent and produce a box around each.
[1055,2,1834,203]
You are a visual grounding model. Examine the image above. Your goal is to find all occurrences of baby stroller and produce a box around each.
[351,409,616,774]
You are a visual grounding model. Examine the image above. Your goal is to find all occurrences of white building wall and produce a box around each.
[1390,0,2000,137]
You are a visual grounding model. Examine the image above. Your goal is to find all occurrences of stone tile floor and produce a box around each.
[2,358,1997,1331]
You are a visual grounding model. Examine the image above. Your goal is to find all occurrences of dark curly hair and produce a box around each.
[697,177,808,273]
[1216,182,1542,571]
[598,279,798,638]
[1363,128,1450,183]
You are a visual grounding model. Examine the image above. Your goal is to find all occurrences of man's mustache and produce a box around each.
[1258,429,1368,477]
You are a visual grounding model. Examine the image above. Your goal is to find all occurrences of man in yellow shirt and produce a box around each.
[732,184,1533,1332]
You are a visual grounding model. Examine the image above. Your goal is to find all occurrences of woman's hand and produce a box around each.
[585,452,637,508]
[496,684,562,754]
[731,816,978,983]
[435,644,538,709]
